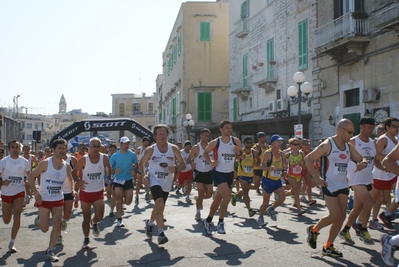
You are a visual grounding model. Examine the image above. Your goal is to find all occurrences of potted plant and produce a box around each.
[351,11,369,20]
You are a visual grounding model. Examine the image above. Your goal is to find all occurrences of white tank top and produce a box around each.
[81,154,105,192]
[347,136,376,186]
[180,149,192,172]
[320,137,350,193]
[195,142,212,172]
[214,137,236,173]
[137,146,145,161]
[61,156,73,194]
[373,135,397,181]
[39,158,67,201]
[148,144,175,192]
[0,156,30,196]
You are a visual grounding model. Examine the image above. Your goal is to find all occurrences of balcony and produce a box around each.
[231,88,251,101]
[315,12,370,62]
[369,3,399,34]
[236,18,249,39]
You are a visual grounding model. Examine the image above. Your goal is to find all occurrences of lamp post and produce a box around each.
[287,72,312,125]
[183,113,195,141]
[13,95,20,142]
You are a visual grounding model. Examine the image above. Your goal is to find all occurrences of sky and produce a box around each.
[0,0,215,115]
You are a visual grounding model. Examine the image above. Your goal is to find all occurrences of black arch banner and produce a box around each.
[49,118,155,145]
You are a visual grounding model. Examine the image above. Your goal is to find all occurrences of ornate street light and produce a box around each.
[287,72,312,124]
[183,113,195,140]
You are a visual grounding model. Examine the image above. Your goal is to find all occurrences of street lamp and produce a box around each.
[13,95,20,142]
[287,72,312,124]
[13,95,20,119]
[183,113,195,141]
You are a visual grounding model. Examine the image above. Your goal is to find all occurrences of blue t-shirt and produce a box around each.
[110,150,138,181]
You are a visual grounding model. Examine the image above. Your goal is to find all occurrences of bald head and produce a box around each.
[337,119,353,132]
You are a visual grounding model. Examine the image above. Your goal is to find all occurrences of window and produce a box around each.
[233,97,237,121]
[27,123,32,129]
[27,134,32,140]
[162,109,165,121]
[276,89,281,100]
[198,92,212,122]
[173,45,177,64]
[119,103,125,116]
[133,103,141,114]
[158,112,162,123]
[177,91,181,114]
[345,88,360,107]
[249,97,252,108]
[166,101,169,116]
[200,22,210,41]
[170,52,173,70]
[240,0,250,31]
[35,124,38,130]
[168,56,171,75]
[266,38,274,79]
[243,54,248,88]
[148,103,153,113]
[178,34,182,56]
[334,0,364,19]
[298,19,308,70]
[343,113,361,135]
[172,97,176,124]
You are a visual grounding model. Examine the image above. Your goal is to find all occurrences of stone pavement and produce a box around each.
[0,188,395,267]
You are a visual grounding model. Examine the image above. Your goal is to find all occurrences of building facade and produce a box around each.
[313,0,399,142]
[229,0,316,143]
[157,1,230,143]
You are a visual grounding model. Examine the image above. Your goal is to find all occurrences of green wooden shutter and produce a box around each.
[200,22,210,41]
[298,19,308,70]
[177,91,180,113]
[173,45,177,64]
[343,113,361,136]
[267,38,274,79]
[233,97,237,121]
[198,92,212,122]
[172,97,176,124]
[243,54,248,88]
[178,34,181,56]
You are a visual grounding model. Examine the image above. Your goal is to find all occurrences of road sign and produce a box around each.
[294,124,303,139]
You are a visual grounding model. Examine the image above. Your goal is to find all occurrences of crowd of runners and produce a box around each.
[1,117,399,266]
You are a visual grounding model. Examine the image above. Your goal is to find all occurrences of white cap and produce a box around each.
[120,136,130,143]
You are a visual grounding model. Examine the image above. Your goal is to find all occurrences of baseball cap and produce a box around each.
[270,134,284,144]
[184,140,192,147]
[257,132,266,138]
[120,136,130,143]
[301,138,310,146]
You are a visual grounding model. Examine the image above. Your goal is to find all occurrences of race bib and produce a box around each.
[47,186,61,197]
[220,153,235,163]
[8,176,23,186]
[271,168,282,177]
[244,166,253,174]
[334,163,347,176]
[156,171,169,180]
[292,165,302,175]
[87,172,101,183]
[113,178,126,185]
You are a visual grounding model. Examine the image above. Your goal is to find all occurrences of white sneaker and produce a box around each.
[380,234,394,266]
[45,250,59,262]
[195,211,201,221]
[217,222,226,234]
[61,219,67,231]
[186,195,191,203]
[117,219,125,227]
[82,238,90,249]
[56,235,63,245]
[8,242,17,253]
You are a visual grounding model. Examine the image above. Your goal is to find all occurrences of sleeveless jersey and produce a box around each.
[61,156,73,194]
[213,137,236,173]
[373,135,397,181]
[287,151,304,178]
[81,154,105,192]
[195,142,212,172]
[39,158,68,201]
[263,149,284,181]
[320,137,350,193]
[148,143,175,192]
[347,136,376,186]
[137,146,145,161]
[180,149,192,173]
[237,150,255,177]
[0,156,30,196]
[253,144,268,171]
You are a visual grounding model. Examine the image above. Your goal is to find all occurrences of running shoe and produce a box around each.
[248,208,256,217]
[339,230,355,245]
[135,196,139,206]
[256,189,262,195]
[145,219,154,238]
[369,219,383,230]
[195,211,201,221]
[8,242,17,253]
[231,194,237,206]
[391,211,399,221]
[359,230,374,245]
[175,189,181,196]
[202,219,212,235]
[82,238,90,249]
[274,193,279,201]
[34,216,39,228]
[267,206,277,221]
[306,225,319,249]
[308,199,317,205]
[109,210,115,217]
[186,195,191,203]
[45,250,59,262]
[300,196,309,204]
[297,208,305,216]
[56,235,64,245]
[92,222,100,237]
[352,222,361,236]
[257,215,265,226]
[61,219,67,231]
[379,212,394,229]
[145,192,150,202]
[158,234,169,245]
[322,244,343,257]
[217,222,226,234]
[380,234,394,266]
[117,219,125,227]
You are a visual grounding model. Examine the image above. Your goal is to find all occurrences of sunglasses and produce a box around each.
[341,127,354,135]
[91,145,101,148]
[291,143,300,146]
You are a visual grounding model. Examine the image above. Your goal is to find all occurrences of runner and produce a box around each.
[134,137,150,205]
[177,141,193,203]
[107,143,117,216]
[74,143,87,160]
[27,138,73,262]
[187,128,213,221]
[140,125,186,244]
[257,134,287,226]
[72,137,111,249]
[22,144,38,204]
[0,140,30,253]
[338,117,376,245]
[252,132,268,195]
[202,121,242,235]
[109,137,138,227]
[300,138,317,205]
[305,119,368,257]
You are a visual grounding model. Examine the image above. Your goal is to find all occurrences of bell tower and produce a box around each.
[59,94,67,114]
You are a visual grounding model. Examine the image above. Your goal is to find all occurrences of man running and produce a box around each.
[253,132,268,195]
[140,125,186,245]
[109,136,138,227]
[0,140,30,253]
[134,137,150,205]
[72,137,111,249]
[178,141,193,203]
[28,139,73,262]
[305,119,368,257]
[202,121,242,235]
[22,144,38,204]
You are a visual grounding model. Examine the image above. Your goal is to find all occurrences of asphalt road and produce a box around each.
[0,187,395,267]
